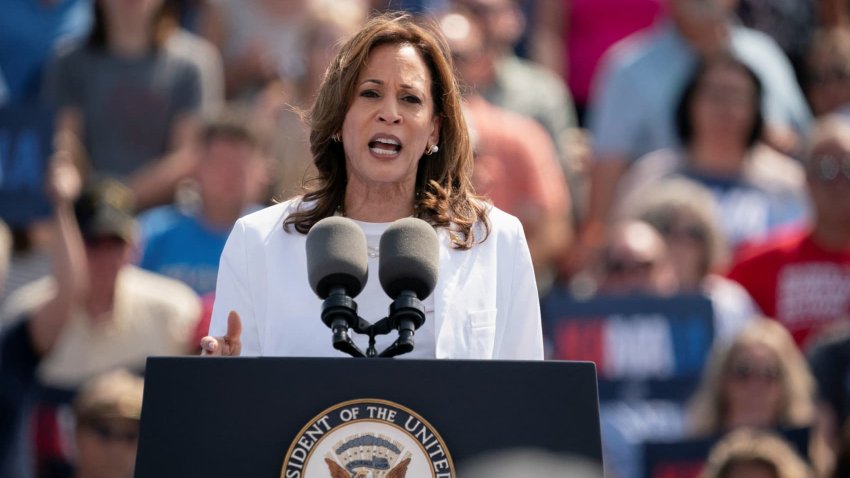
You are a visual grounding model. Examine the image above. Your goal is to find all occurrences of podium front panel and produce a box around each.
[135,357,602,477]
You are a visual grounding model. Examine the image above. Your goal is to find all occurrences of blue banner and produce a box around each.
[542,292,715,402]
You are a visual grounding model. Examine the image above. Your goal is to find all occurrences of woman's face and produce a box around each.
[341,43,440,193]
[690,64,757,148]
[100,0,163,22]
[721,342,784,430]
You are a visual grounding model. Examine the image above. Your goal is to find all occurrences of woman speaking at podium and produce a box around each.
[201,13,543,360]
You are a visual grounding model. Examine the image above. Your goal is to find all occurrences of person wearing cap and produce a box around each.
[1,178,200,474]
[3,179,201,389]
[71,369,143,478]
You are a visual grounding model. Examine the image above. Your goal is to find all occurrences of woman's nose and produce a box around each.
[377,99,402,124]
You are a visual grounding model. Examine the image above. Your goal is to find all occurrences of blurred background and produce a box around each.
[2,1,850,477]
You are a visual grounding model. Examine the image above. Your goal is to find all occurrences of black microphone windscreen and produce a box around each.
[379,217,439,300]
[306,216,368,298]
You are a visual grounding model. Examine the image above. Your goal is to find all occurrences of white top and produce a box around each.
[210,198,544,360]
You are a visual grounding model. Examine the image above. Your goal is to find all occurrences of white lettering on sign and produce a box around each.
[604,314,675,379]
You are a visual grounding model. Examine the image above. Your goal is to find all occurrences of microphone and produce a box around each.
[306,216,369,357]
[378,217,439,357]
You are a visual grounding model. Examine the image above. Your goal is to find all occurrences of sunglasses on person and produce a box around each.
[727,362,782,383]
[605,258,655,275]
[83,420,139,444]
[658,223,707,243]
[808,154,850,183]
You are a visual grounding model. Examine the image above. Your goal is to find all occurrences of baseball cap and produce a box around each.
[74,179,137,244]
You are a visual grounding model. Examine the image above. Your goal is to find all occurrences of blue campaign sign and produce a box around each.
[0,105,54,227]
[541,291,715,402]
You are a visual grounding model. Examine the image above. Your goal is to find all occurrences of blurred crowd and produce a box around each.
[1,0,850,477]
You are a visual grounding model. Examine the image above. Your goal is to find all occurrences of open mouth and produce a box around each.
[368,137,402,157]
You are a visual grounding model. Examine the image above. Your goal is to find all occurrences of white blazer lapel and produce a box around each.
[432,229,474,358]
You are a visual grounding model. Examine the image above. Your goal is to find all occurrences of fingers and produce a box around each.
[200,311,243,356]
[200,336,221,356]
[226,310,242,342]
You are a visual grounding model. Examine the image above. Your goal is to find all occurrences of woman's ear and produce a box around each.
[429,116,441,147]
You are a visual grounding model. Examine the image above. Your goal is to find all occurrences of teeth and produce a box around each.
[373,138,400,146]
[370,146,398,156]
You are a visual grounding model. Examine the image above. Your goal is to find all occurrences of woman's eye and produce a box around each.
[403,95,422,104]
[360,90,379,98]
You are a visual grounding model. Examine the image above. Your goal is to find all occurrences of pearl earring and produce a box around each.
[426,144,439,155]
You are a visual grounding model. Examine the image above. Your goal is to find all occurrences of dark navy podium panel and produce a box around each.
[135,357,602,477]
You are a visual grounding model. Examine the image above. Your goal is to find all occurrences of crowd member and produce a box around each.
[804,27,850,119]
[3,179,201,388]
[162,0,225,115]
[68,369,143,478]
[617,55,808,250]
[438,7,572,288]
[807,323,850,475]
[594,220,678,297]
[735,0,816,82]
[43,0,203,211]
[198,0,313,100]
[201,13,543,360]
[687,319,816,437]
[0,155,87,478]
[451,0,577,165]
[524,0,665,124]
[2,179,200,474]
[0,0,91,106]
[636,177,757,343]
[699,428,813,478]
[728,116,850,348]
[139,108,267,296]
[579,0,810,272]
[260,0,368,201]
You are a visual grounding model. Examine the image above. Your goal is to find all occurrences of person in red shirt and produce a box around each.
[728,116,850,348]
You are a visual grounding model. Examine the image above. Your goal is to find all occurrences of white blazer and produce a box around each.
[210,199,543,360]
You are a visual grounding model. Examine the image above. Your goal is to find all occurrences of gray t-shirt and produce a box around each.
[43,45,201,178]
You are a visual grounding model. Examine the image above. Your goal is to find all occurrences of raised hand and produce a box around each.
[200,310,243,356]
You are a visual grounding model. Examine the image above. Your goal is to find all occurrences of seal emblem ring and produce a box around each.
[281,398,454,478]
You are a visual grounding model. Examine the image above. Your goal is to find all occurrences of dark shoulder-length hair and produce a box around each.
[675,54,765,148]
[284,12,489,249]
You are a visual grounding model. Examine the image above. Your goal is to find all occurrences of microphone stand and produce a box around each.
[321,288,426,358]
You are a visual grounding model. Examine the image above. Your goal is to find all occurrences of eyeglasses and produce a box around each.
[84,421,139,444]
[727,362,781,383]
[84,235,128,249]
[605,258,655,275]
[808,154,850,182]
[658,223,706,243]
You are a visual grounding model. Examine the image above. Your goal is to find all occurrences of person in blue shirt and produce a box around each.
[138,108,267,296]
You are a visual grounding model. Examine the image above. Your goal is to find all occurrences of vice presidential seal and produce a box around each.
[281,399,454,478]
